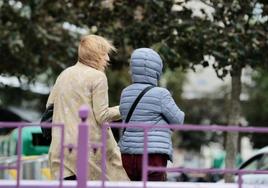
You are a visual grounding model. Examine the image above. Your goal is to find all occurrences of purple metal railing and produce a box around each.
[0,122,65,188]
[1,106,268,188]
[103,123,268,188]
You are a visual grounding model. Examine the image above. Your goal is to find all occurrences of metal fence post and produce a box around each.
[238,171,243,188]
[101,123,108,188]
[142,128,149,188]
[77,105,90,188]
[16,126,23,188]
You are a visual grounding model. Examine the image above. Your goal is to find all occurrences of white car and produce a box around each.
[236,146,268,184]
[218,146,268,184]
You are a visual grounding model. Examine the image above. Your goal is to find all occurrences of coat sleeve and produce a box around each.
[92,73,121,125]
[160,88,185,125]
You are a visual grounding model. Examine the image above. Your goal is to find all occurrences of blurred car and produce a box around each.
[218,146,268,184]
[0,127,49,156]
[168,146,268,183]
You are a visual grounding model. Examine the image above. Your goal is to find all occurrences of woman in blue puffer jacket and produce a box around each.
[119,48,185,181]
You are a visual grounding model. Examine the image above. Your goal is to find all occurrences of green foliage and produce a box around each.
[0,0,194,112]
[0,0,205,82]
[0,0,79,82]
[1,0,267,80]
[180,0,268,78]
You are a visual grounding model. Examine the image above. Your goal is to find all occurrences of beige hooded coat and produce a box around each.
[47,62,129,181]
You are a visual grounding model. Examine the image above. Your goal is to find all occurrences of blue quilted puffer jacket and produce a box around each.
[119,48,185,161]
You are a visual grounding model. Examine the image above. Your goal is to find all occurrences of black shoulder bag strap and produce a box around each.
[122,85,154,134]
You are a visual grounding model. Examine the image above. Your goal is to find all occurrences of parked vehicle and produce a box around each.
[217,146,268,184]
[0,127,49,156]
[236,146,268,184]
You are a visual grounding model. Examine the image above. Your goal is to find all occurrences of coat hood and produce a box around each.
[130,48,163,86]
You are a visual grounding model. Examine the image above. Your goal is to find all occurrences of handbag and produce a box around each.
[40,104,53,143]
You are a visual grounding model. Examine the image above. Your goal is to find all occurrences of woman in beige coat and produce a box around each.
[46,35,129,181]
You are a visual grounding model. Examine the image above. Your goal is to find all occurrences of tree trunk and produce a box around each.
[224,67,242,182]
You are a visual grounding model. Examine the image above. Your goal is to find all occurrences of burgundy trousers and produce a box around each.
[121,154,168,181]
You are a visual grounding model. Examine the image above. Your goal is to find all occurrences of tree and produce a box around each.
[0,0,80,83]
[174,0,268,182]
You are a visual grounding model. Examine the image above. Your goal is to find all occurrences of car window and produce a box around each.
[240,154,263,170]
[242,159,259,170]
[259,154,268,170]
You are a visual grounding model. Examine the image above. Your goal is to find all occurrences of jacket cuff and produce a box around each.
[109,106,121,121]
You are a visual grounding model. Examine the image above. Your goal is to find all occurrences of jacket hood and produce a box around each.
[130,48,163,86]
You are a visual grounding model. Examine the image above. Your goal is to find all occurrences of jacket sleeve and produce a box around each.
[92,73,121,125]
[160,88,185,125]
